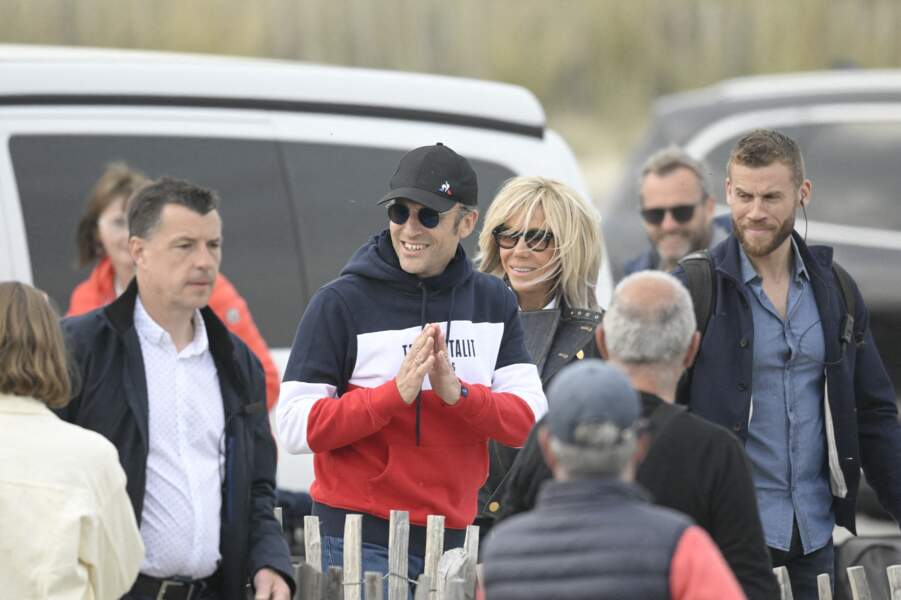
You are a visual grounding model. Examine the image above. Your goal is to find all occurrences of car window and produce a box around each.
[9,134,303,347]
[802,122,901,229]
[701,122,901,230]
[279,141,516,293]
[10,135,516,347]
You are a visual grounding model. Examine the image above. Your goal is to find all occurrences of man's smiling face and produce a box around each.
[389,198,477,278]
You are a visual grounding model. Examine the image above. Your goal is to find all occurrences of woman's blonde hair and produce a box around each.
[477,176,603,310]
[0,281,72,408]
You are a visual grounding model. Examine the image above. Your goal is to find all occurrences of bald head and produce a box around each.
[602,271,696,366]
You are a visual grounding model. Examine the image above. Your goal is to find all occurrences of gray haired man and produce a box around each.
[623,146,730,276]
[499,271,778,600]
[482,360,744,600]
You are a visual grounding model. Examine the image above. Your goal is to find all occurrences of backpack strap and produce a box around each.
[831,261,859,348]
[678,249,715,337]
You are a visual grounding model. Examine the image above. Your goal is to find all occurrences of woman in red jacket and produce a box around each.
[67,163,281,410]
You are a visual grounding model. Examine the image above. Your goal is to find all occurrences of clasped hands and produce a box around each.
[396,323,462,406]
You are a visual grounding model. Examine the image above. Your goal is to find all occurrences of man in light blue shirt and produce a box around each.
[740,238,834,571]
[673,129,901,600]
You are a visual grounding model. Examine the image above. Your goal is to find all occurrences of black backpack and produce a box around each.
[678,249,858,345]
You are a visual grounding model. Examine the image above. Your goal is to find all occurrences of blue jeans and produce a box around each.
[322,535,425,599]
[769,521,835,600]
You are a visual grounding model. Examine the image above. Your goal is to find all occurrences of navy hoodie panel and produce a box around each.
[283,286,358,394]
[284,229,531,386]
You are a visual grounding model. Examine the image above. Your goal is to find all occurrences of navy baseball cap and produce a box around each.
[378,143,478,211]
[545,360,642,446]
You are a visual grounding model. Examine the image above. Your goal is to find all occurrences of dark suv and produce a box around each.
[604,69,901,403]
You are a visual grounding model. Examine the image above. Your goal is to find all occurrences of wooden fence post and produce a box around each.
[847,565,872,600]
[817,573,832,600]
[344,514,363,600]
[388,510,410,600]
[296,562,324,600]
[424,515,445,599]
[774,566,794,600]
[326,565,345,600]
[887,564,901,600]
[364,571,384,600]
[443,579,465,600]
[436,548,466,600]
[305,515,323,573]
[413,575,431,600]
[462,525,480,600]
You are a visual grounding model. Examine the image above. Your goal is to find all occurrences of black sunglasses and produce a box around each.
[640,202,701,225]
[492,226,555,252]
[387,201,453,229]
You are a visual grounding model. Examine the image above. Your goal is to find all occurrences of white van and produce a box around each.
[0,44,612,490]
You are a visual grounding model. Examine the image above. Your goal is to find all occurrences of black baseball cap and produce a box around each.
[378,143,478,212]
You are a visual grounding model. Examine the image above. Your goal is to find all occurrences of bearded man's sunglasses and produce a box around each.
[640,202,702,225]
[386,201,454,229]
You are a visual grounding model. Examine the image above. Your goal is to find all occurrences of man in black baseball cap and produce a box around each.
[377,142,479,278]
[277,143,547,595]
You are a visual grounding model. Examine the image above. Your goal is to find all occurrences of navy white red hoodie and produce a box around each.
[277,231,546,530]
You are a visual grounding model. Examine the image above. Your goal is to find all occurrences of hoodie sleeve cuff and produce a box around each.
[449,380,489,421]
[368,379,410,423]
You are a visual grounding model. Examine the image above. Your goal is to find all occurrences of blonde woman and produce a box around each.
[0,281,144,598]
[476,176,604,527]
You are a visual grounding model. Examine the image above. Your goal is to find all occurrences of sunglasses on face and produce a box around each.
[492,226,555,252]
[387,201,453,229]
[640,202,701,225]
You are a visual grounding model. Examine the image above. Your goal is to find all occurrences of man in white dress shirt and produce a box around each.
[61,178,293,600]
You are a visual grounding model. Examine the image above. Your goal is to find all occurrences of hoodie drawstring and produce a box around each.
[415,283,458,447]
[415,283,428,446]
[446,286,457,350]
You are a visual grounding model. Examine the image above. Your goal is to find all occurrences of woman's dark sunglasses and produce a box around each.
[387,201,451,229]
[492,226,555,252]
[640,203,700,225]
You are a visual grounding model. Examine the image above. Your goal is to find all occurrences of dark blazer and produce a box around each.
[59,282,293,598]
[477,304,602,523]
[672,232,901,533]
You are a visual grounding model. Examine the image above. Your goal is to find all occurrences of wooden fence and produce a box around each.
[774,563,901,600]
[278,507,901,600]
[280,509,479,600]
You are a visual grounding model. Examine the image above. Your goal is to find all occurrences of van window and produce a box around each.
[702,122,901,230]
[10,134,302,346]
[10,135,515,347]
[801,122,901,230]
[279,141,515,293]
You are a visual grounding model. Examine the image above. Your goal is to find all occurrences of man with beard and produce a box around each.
[623,146,730,277]
[673,129,901,600]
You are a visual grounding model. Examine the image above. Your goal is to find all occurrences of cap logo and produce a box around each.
[438,180,453,196]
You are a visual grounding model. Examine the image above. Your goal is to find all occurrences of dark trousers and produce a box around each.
[769,521,834,600]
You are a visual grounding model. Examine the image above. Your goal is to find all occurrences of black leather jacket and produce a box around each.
[476,303,602,525]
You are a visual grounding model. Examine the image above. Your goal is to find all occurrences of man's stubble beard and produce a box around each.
[733,212,795,258]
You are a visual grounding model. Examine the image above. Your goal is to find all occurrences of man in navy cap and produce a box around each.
[481,360,745,600]
[277,143,547,593]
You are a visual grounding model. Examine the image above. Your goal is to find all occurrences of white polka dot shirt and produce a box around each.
[134,298,225,579]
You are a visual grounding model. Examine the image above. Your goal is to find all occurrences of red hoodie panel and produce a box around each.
[306,381,535,529]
